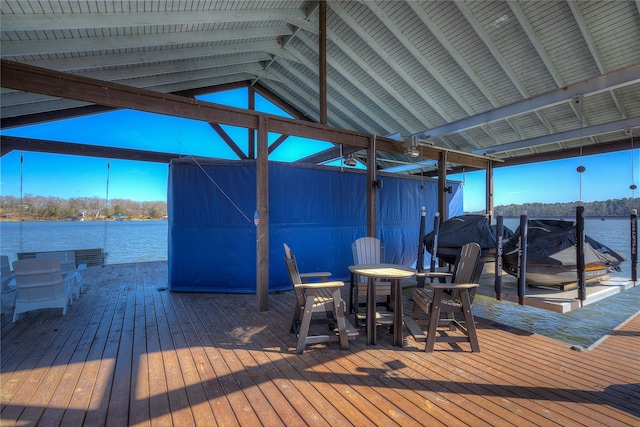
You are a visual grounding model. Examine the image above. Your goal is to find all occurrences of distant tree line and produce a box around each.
[472,197,640,217]
[0,194,167,221]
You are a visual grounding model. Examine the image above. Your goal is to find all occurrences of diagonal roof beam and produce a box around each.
[416,65,640,139]
[1,26,293,56]
[567,1,627,119]
[0,59,384,151]
[254,65,357,130]
[9,40,293,72]
[282,35,398,133]
[455,1,554,142]
[472,117,640,156]
[329,1,449,126]
[1,9,307,31]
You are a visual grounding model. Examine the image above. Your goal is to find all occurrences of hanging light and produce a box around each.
[344,153,357,167]
[404,136,420,157]
[629,128,637,192]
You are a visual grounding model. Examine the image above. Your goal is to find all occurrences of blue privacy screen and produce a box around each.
[167,159,462,293]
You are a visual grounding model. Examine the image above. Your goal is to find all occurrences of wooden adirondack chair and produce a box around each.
[12,258,73,322]
[284,244,357,354]
[406,242,484,352]
[350,237,392,326]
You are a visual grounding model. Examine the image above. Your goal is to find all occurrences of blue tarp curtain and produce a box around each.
[168,158,462,293]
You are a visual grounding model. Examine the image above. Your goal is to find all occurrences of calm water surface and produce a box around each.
[1,217,638,347]
[0,220,168,265]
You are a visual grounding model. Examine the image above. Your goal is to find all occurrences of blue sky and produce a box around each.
[1,88,638,211]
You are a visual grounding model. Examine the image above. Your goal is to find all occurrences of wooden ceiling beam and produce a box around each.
[0,59,489,169]
[0,135,178,163]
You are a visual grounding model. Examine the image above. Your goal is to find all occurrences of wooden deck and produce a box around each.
[1,261,638,426]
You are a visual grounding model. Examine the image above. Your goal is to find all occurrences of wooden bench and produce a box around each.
[18,248,105,267]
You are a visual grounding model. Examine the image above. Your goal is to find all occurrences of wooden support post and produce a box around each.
[631,209,638,284]
[256,115,269,311]
[437,151,448,221]
[486,160,494,220]
[319,0,327,125]
[248,86,256,159]
[367,135,377,237]
[517,211,528,305]
[495,211,504,299]
[576,202,586,303]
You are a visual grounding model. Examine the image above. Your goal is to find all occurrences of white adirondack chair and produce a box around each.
[12,258,73,322]
[36,251,86,300]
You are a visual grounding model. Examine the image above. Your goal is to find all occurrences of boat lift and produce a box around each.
[420,209,638,314]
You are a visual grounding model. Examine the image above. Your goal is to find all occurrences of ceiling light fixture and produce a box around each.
[344,153,357,167]
[404,136,420,157]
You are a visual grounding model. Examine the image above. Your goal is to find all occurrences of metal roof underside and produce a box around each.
[2,0,640,175]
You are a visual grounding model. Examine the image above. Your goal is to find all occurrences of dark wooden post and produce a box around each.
[256,115,269,311]
[631,209,638,284]
[318,0,327,125]
[248,86,256,159]
[576,202,586,303]
[437,151,447,221]
[495,211,504,300]
[517,210,528,305]
[486,160,494,219]
[367,135,377,237]
[430,212,440,273]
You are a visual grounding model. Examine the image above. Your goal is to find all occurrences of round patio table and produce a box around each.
[348,263,416,346]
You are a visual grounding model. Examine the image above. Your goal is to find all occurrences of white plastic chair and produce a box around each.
[1,255,15,315]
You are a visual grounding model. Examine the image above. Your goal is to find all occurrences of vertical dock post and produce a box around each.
[416,207,426,288]
[517,211,528,305]
[576,201,586,304]
[631,209,638,285]
[495,211,504,300]
[430,212,440,274]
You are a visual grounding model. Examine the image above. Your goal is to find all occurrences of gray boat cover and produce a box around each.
[502,219,625,268]
[423,214,514,264]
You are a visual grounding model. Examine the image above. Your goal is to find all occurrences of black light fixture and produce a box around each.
[404,136,420,157]
[344,153,357,167]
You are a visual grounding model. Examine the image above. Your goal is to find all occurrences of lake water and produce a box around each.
[1,217,638,347]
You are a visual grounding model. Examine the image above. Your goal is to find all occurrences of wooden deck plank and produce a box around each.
[129,272,151,427]
[146,282,172,426]
[207,294,351,426]
[58,266,127,426]
[1,261,638,427]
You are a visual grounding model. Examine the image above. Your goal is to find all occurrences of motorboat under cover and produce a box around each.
[502,219,625,286]
[423,214,514,264]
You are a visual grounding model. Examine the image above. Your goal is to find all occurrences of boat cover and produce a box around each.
[423,214,514,264]
[502,219,625,268]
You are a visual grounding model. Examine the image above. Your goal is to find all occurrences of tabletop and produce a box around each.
[349,263,416,278]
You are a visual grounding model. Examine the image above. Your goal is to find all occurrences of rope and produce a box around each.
[189,156,252,224]
[19,152,24,253]
[577,98,584,201]
[160,115,253,224]
[632,132,637,198]
[104,160,110,260]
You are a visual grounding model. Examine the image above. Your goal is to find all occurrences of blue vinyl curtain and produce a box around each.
[168,159,462,293]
